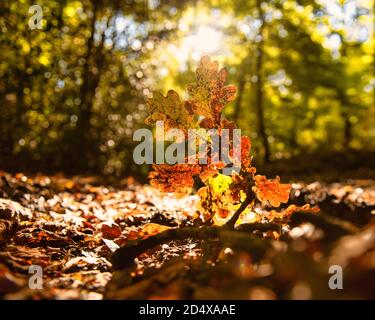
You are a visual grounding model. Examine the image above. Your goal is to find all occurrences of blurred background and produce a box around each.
[0,0,374,180]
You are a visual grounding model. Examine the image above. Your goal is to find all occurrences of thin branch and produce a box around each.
[225,194,254,229]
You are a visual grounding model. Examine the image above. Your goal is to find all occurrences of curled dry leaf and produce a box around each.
[0,199,32,221]
[0,220,17,247]
[14,228,74,248]
[101,221,122,240]
[0,246,51,270]
[63,254,112,273]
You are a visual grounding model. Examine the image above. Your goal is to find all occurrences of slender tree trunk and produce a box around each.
[75,0,100,169]
[233,72,246,123]
[339,89,352,149]
[338,64,351,149]
[255,0,270,163]
[14,32,32,142]
[338,5,352,149]
[57,0,67,30]
[74,1,118,171]
[344,116,351,149]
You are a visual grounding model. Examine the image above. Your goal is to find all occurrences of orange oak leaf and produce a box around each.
[282,204,320,216]
[149,164,201,195]
[252,175,291,207]
[265,204,320,221]
[240,136,253,171]
[187,56,236,128]
[199,166,219,182]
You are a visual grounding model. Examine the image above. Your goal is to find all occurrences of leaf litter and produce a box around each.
[0,171,375,299]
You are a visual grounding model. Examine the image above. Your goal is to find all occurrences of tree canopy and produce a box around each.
[0,0,373,176]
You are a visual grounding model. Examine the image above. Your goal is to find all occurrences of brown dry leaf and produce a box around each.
[0,246,51,269]
[0,199,32,221]
[0,264,26,293]
[101,221,122,240]
[14,228,74,248]
[63,253,111,273]
[0,220,17,247]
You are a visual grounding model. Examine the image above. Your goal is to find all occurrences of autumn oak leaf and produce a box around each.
[252,175,291,207]
[187,56,236,127]
[145,90,194,132]
[264,204,320,221]
[149,164,201,196]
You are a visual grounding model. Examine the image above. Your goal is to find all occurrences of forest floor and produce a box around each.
[0,169,375,300]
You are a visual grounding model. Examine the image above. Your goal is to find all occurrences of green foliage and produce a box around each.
[0,0,373,176]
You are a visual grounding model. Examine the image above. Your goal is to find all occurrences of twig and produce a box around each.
[224,194,254,229]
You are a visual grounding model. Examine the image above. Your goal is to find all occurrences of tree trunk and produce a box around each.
[74,0,100,169]
[338,76,351,150]
[233,72,246,123]
[338,4,352,150]
[255,0,270,163]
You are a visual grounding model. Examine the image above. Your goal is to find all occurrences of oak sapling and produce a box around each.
[111,56,318,269]
[145,56,317,226]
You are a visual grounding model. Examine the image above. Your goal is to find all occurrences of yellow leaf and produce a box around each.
[145,90,194,132]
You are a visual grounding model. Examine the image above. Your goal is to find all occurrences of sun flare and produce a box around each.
[170,25,224,65]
